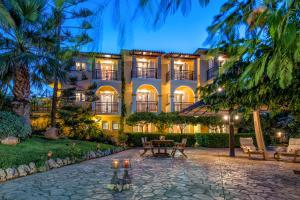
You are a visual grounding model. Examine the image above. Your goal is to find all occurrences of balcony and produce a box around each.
[132,67,157,79]
[136,101,158,112]
[93,102,119,114]
[95,70,118,81]
[174,102,193,112]
[31,101,51,113]
[207,67,219,80]
[166,70,194,81]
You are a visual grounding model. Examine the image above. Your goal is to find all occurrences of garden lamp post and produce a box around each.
[223,112,240,157]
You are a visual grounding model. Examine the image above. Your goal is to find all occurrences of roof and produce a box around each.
[181,100,270,116]
[79,52,121,59]
[180,100,229,116]
[164,52,199,59]
[128,49,165,57]
[194,48,209,55]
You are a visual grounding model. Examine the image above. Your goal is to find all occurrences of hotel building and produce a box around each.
[59,48,224,133]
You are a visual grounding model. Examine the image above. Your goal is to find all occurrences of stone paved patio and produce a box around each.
[0,148,299,200]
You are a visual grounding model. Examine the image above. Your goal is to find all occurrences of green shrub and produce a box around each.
[0,111,31,139]
[0,136,114,168]
[195,133,271,148]
[126,132,196,147]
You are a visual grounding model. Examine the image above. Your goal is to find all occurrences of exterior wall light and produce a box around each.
[223,115,229,121]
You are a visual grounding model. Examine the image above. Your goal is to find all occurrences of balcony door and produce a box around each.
[101,63,116,80]
[136,90,157,112]
[174,63,187,72]
[100,93,115,113]
[137,91,156,102]
[174,93,184,103]
[137,60,156,78]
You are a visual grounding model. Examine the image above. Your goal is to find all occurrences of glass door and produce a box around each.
[101,63,115,80]
[100,93,114,113]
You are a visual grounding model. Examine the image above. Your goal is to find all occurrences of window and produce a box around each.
[112,122,119,130]
[75,92,85,102]
[102,121,109,130]
[75,62,87,71]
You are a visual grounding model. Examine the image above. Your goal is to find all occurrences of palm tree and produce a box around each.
[205,0,299,89]
[45,0,92,127]
[0,0,48,124]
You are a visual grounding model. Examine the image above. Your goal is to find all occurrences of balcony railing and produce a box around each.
[166,70,194,81]
[31,101,51,113]
[95,70,118,80]
[136,101,158,112]
[132,67,157,79]
[93,102,119,114]
[207,67,219,80]
[174,102,193,112]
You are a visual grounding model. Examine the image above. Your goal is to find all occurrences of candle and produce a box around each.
[123,159,130,168]
[112,159,119,169]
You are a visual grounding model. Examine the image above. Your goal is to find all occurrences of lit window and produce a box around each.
[75,62,87,71]
[102,121,109,130]
[112,122,119,130]
[75,92,85,102]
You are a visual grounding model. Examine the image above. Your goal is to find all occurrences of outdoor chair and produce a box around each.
[240,137,265,159]
[140,137,154,156]
[159,136,165,140]
[171,138,187,158]
[274,138,300,162]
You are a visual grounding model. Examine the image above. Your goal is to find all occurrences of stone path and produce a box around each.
[0,148,299,200]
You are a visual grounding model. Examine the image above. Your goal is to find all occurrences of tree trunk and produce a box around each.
[253,110,267,159]
[228,110,235,157]
[12,64,31,125]
[51,76,58,127]
[229,120,235,157]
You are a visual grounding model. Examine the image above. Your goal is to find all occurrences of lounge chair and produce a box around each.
[240,137,265,159]
[140,137,154,156]
[274,138,300,162]
[171,138,187,158]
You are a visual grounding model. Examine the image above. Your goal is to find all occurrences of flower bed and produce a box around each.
[0,136,125,182]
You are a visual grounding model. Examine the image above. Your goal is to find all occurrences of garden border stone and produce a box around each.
[0,146,127,183]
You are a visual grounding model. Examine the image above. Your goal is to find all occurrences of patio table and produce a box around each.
[151,140,174,157]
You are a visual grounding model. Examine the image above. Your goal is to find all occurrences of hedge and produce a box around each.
[195,133,271,148]
[126,132,196,147]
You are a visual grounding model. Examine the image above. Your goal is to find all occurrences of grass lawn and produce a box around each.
[0,136,115,169]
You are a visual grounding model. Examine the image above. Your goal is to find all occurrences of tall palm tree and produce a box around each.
[45,0,92,127]
[0,0,48,124]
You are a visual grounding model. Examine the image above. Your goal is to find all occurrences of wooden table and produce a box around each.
[151,140,174,157]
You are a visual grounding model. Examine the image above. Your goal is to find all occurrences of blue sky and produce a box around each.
[84,0,227,54]
[32,0,227,96]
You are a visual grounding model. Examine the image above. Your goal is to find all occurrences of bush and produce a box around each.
[126,132,196,147]
[195,133,271,148]
[0,111,32,139]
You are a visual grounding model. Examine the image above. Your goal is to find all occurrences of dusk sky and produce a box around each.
[84,0,227,54]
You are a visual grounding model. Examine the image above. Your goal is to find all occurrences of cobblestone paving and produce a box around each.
[0,148,300,200]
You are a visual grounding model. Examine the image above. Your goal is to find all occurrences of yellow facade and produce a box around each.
[60,50,222,133]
